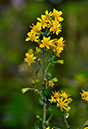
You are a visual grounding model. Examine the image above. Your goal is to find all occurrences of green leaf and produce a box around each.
[47,72,52,78]
[43,88,50,99]
[35,69,41,78]
[47,108,53,122]
[49,59,55,67]
[39,98,44,105]
[35,120,40,129]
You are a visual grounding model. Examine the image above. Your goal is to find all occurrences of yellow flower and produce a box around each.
[24,52,36,66]
[56,97,71,111]
[21,88,29,94]
[52,8,64,22]
[56,60,64,64]
[35,79,39,83]
[37,58,42,63]
[48,95,56,103]
[45,121,49,126]
[56,37,65,55]
[60,91,70,99]
[40,36,52,50]
[36,46,41,53]
[80,89,88,102]
[31,80,35,84]
[37,15,47,29]
[31,22,42,33]
[52,91,60,99]
[25,31,39,42]
[48,81,54,87]
[28,49,33,54]
[45,10,52,21]
[52,77,58,82]
[49,20,62,35]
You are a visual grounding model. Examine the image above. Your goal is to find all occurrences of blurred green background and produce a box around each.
[0,0,88,129]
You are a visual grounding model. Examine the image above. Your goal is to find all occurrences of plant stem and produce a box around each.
[43,49,46,129]
[78,120,88,129]
[64,115,71,129]
[45,55,55,73]
[43,102,46,129]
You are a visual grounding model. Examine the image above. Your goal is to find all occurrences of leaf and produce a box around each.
[47,72,52,78]
[35,120,40,129]
[43,88,50,99]
[39,98,44,105]
[49,59,55,67]
[35,69,41,78]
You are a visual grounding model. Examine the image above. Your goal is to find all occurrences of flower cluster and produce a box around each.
[42,77,58,88]
[49,91,73,112]
[24,8,65,66]
[80,89,88,102]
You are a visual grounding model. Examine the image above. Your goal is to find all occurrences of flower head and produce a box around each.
[49,20,62,35]
[40,36,52,50]
[25,31,39,42]
[37,15,47,29]
[48,95,56,103]
[21,88,29,94]
[52,8,64,22]
[52,77,58,82]
[24,50,36,66]
[80,89,88,102]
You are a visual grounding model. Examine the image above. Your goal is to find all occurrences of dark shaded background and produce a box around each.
[0,0,88,129]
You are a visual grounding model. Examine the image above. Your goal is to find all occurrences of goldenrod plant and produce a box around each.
[21,9,88,129]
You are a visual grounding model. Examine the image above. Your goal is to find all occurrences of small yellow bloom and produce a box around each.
[25,31,39,42]
[48,81,54,87]
[21,88,29,94]
[36,115,40,119]
[37,15,47,29]
[45,121,49,126]
[43,78,47,82]
[34,89,38,92]
[31,80,35,84]
[45,10,52,21]
[31,22,42,33]
[49,20,62,35]
[37,58,42,63]
[48,96,56,103]
[55,37,65,56]
[80,89,88,102]
[52,91,60,99]
[57,60,64,64]
[52,77,58,82]
[40,36,52,50]
[56,98,69,111]
[52,8,64,22]
[36,46,41,53]
[28,49,33,54]
[35,79,39,83]
[24,52,36,66]
[60,91,70,99]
